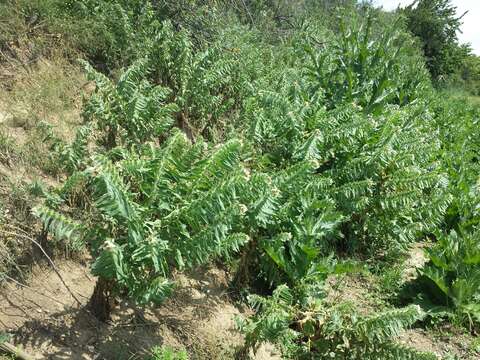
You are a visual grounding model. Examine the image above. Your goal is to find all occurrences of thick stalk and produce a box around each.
[89,277,114,322]
[232,239,257,289]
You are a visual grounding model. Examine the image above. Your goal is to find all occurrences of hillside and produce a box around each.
[0,1,479,359]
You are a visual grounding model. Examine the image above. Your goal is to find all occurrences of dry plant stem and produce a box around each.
[0,227,100,329]
[0,341,35,360]
[0,228,82,306]
[89,277,114,322]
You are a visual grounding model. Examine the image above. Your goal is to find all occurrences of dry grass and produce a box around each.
[0,51,85,176]
[0,53,84,140]
[0,53,85,277]
[467,95,480,107]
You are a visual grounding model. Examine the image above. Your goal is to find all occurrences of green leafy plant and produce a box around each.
[246,92,450,258]
[149,345,188,360]
[238,282,437,359]
[416,228,480,330]
[34,131,250,320]
[410,96,480,332]
[242,12,448,259]
[82,58,178,149]
[143,20,252,140]
[432,97,480,232]
[305,11,428,113]
[233,159,345,289]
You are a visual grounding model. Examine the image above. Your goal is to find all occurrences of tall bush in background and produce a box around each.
[403,0,468,81]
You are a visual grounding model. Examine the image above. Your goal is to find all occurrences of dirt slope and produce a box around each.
[0,260,279,359]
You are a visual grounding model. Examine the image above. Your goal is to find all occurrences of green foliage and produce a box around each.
[459,55,480,96]
[305,12,428,112]
[403,0,468,80]
[247,78,447,260]
[82,59,177,148]
[149,346,188,360]
[238,282,437,359]
[38,122,93,173]
[242,14,445,260]
[32,206,83,248]
[0,332,10,343]
[376,262,406,303]
[441,52,480,96]
[143,20,250,138]
[76,14,258,140]
[313,105,449,255]
[412,80,480,333]
[239,162,345,288]
[35,131,250,306]
[431,97,480,231]
[416,229,480,330]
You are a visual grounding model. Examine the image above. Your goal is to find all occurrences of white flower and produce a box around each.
[272,187,280,197]
[239,204,248,215]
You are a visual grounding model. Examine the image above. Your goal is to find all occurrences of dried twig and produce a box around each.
[0,229,82,306]
[1,224,100,328]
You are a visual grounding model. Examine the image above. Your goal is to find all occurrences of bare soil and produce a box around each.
[402,242,429,281]
[398,327,475,359]
[0,260,280,359]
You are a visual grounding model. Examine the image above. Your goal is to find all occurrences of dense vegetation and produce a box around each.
[402,0,480,94]
[1,0,479,359]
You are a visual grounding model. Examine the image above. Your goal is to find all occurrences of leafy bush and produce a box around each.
[232,159,345,288]
[76,15,259,141]
[242,13,447,259]
[82,58,177,149]
[143,20,251,139]
[247,96,449,260]
[431,97,480,232]
[416,229,480,330]
[34,131,250,320]
[305,12,428,113]
[410,73,480,334]
[238,282,437,359]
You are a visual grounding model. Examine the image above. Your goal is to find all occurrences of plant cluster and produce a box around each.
[149,346,188,360]
[238,283,437,359]
[23,0,480,359]
[416,229,480,331]
[404,96,480,332]
[35,129,251,320]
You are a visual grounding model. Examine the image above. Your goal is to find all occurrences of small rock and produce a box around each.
[0,111,13,124]
[6,107,30,128]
